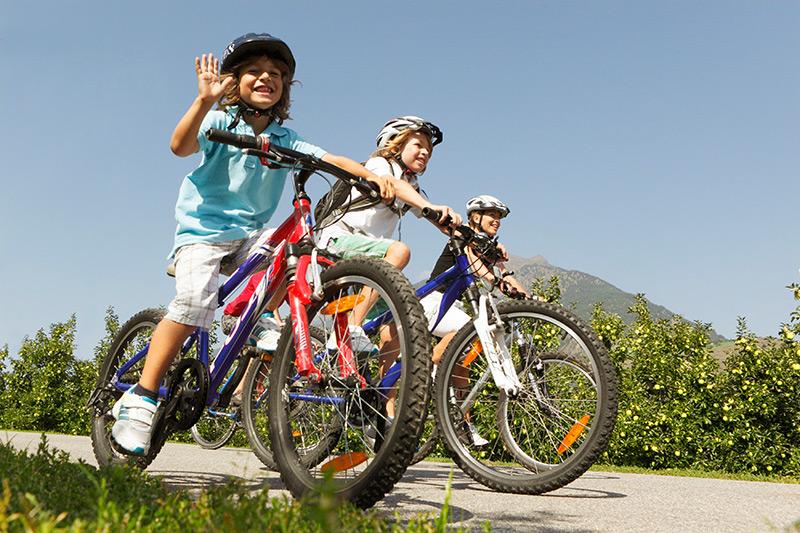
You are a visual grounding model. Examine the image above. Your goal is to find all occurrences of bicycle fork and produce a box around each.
[285,245,363,387]
[472,294,521,395]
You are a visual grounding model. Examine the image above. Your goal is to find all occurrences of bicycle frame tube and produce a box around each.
[362,254,475,336]
[207,198,322,402]
[371,254,476,393]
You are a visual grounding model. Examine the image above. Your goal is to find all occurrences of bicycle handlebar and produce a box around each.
[205,128,380,201]
[421,206,456,227]
[422,207,506,263]
[206,129,262,150]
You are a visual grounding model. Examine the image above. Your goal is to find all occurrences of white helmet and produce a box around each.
[466,195,510,218]
[376,116,443,149]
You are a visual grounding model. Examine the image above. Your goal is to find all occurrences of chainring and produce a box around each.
[150,359,209,439]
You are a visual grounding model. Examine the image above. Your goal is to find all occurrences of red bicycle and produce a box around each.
[89,128,431,509]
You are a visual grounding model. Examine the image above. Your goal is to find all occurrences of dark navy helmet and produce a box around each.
[221,33,296,77]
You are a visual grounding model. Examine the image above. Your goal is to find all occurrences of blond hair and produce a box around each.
[218,55,295,124]
[372,129,433,159]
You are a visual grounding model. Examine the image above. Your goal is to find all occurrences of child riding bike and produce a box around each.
[420,194,529,446]
[315,116,461,424]
[317,115,461,331]
[423,194,529,349]
[110,32,395,456]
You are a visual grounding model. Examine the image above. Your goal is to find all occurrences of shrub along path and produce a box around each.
[2,430,798,532]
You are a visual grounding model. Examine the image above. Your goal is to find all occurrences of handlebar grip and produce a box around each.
[347,179,380,200]
[421,206,443,223]
[365,181,381,199]
[206,128,261,150]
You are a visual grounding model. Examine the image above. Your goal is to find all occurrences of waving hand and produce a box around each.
[195,53,235,103]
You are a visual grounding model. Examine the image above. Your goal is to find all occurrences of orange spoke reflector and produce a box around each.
[320,295,366,315]
[261,353,273,362]
[463,340,483,367]
[292,430,302,437]
[320,452,369,473]
[557,414,591,455]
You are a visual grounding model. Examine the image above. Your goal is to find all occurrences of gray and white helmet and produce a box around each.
[376,116,443,149]
[466,195,510,218]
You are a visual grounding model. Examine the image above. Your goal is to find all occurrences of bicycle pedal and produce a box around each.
[344,374,364,389]
[109,435,146,457]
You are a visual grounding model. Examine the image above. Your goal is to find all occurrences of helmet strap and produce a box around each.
[392,154,418,178]
[227,102,274,131]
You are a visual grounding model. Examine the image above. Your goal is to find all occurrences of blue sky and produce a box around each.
[1,1,798,358]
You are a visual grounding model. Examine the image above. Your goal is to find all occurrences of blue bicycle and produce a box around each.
[268,208,617,494]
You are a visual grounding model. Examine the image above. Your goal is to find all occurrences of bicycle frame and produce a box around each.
[361,251,478,394]
[111,173,341,405]
[362,232,522,396]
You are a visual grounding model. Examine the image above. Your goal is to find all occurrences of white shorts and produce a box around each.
[420,291,470,338]
[165,228,275,329]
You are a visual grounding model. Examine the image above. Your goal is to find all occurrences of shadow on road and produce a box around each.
[404,463,628,499]
[153,470,285,492]
[542,486,627,499]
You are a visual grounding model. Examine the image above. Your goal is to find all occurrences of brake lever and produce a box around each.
[242,148,283,169]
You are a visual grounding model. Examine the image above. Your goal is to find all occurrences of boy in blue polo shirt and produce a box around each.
[110,33,394,455]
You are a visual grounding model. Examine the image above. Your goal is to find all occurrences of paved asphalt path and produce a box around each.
[3,431,798,532]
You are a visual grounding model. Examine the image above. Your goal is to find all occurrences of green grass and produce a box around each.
[591,463,800,484]
[0,437,467,532]
[419,451,800,485]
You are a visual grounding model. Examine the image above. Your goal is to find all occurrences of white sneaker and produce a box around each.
[111,388,158,455]
[326,325,377,353]
[254,315,282,352]
[253,312,281,352]
[466,420,489,447]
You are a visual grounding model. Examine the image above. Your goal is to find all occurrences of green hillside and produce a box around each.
[505,255,726,342]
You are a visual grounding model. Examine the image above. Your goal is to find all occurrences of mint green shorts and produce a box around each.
[330,234,395,321]
[330,234,393,259]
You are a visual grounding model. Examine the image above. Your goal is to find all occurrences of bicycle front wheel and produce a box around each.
[435,299,618,494]
[410,380,439,465]
[268,258,431,509]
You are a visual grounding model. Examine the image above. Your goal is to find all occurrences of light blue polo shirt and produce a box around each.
[170,109,327,258]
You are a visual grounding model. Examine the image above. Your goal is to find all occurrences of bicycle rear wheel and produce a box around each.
[90,308,171,468]
[435,299,618,494]
[268,258,431,509]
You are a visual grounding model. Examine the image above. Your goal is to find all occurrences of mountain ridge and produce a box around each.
[505,254,725,342]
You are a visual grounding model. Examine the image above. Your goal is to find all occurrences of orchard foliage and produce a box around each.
[0,315,96,434]
[592,287,800,475]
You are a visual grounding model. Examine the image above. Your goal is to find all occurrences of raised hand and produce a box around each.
[195,53,235,103]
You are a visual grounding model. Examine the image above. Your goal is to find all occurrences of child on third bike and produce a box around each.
[423,194,530,349]
[110,32,395,456]
[421,194,530,446]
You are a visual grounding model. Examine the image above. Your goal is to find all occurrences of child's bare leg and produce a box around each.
[138,319,196,391]
[432,331,456,365]
[377,324,400,418]
[432,331,475,420]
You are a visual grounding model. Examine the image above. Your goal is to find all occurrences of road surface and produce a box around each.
[2,431,798,532]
